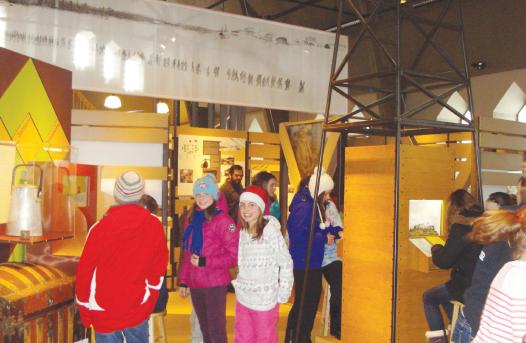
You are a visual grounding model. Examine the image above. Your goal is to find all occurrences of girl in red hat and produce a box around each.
[233,185,294,343]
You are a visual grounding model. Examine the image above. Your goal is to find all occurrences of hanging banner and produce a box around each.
[0,0,347,114]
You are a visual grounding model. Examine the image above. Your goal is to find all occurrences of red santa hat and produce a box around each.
[240,185,268,213]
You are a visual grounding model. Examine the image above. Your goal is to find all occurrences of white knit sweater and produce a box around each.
[232,216,294,311]
[473,260,526,343]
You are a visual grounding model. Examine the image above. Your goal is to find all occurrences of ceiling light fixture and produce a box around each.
[471,61,486,70]
[156,102,169,114]
[104,95,122,109]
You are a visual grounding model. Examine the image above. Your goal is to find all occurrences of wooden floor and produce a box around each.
[163,291,323,343]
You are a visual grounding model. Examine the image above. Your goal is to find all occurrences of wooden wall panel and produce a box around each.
[248,143,280,159]
[248,132,280,144]
[72,110,168,128]
[176,125,246,138]
[72,126,168,143]
[479,117,526,136]
[396,145,452,343]
[481,151,523,171]
[343,145,452,343]
[343,145,395,343]
[481,171,521,186]
[479,132,526,151]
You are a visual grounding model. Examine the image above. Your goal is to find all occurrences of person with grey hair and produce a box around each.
[76,170,168,342]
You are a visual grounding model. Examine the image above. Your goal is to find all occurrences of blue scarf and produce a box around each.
[182,209,221,256]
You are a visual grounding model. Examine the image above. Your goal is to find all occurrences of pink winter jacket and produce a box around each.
[178,211,239,288]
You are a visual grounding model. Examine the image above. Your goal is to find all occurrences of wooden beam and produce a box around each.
[479,117,526,136]
[72,127,168,143]
[481,151,523,171]
[481,171,521,186]
[479,132,526,151]
[176,126,246,139]
[248,132,280,144]
[100,166,167,180]
[72,110,168,128]
[249,144,281,159]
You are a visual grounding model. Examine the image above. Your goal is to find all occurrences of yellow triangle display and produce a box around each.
[0,119,10,141]
[0,58,69,162]
[0,59,59,143]
[12,115,51,162]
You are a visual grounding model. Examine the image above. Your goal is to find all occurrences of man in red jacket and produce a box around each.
[76,170,168,342]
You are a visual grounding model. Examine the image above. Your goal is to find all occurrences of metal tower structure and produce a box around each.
[298,0,482,342]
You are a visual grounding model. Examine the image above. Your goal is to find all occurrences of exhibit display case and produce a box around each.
[0,143,77,244]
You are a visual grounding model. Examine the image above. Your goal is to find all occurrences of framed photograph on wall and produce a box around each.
[279,120,340,188]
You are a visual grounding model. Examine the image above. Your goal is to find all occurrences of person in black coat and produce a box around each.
[423,189,482,343]
[451,192,517,341]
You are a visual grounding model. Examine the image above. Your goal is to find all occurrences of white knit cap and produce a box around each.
[114,170,145,204]
[308,167,334,198]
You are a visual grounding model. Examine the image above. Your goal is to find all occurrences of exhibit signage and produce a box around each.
[0,0,348,114]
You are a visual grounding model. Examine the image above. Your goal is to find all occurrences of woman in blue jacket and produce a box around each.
[285,169,336,343]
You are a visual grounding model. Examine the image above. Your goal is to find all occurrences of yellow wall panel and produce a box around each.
[12,115,51,162]
[0,59,58,139]
[0,119,11,140]
[45,124,70,161]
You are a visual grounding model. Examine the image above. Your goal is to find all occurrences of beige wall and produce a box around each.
[471,68,526,117]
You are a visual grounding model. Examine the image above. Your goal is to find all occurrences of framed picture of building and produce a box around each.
[279,120,340,188]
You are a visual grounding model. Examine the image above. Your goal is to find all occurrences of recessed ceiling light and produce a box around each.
[171,37,176,42]
[160,44,166,49]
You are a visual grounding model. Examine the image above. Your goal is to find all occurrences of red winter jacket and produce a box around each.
[179,211,239,288]
[75,204,168,333]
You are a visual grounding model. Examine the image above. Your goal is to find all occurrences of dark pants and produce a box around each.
[322,261,342,339]
[423,284,454,331]
[190,286,228,343]
[285,269,323,343]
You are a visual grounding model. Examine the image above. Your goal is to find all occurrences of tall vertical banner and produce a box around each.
[0,0,348,114]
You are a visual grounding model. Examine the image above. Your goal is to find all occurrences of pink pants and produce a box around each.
[234,301,279,343]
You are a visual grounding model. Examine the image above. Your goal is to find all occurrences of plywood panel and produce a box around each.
[343,145,394,343]
[72,110,168,128]
[412,132,472,144]
[397,145,452,343]
[479,117,526,136]
[176,126,246,139]
[100,166,167,180]
[72,126,168,143]
[449,143,473,157]
[481,171,521,186]
[248,132,280,144]
[249,143,280,158]
[479,132,526,151]
[343,144,452,343]
[481,151,523,171]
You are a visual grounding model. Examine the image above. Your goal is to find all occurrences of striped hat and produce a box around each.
[114,170,145,204]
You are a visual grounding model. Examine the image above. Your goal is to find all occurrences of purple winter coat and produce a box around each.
[179,211,239,288]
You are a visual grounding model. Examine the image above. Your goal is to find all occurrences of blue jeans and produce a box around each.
[452,311,473,343]
[423,284,454,331]
[95,319,149,343]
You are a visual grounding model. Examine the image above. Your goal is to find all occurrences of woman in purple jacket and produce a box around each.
[285,168,336,343]
[178,175,239,343]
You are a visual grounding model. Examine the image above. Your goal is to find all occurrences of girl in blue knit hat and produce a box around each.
[178,174,239,343]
